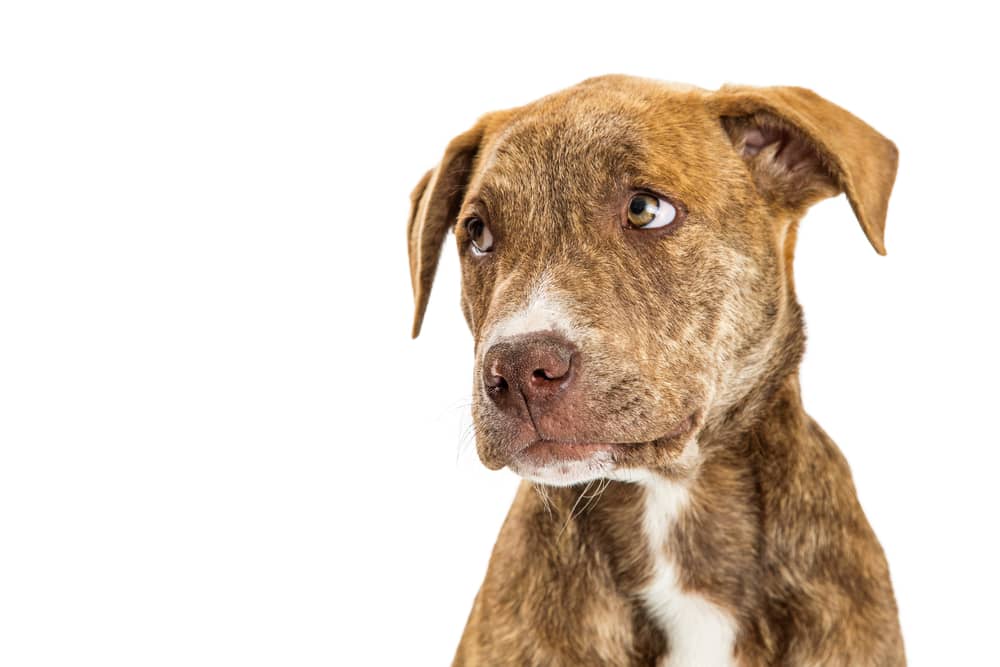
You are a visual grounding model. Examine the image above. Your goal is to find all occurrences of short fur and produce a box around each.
[407,75,903,666]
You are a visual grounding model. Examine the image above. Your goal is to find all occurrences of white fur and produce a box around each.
[637,471,738,667]
[481,275,579,353]
[513,450,615,487]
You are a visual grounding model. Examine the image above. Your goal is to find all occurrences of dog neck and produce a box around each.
[531,365,815,663]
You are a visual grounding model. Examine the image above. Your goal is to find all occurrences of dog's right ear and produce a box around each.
[407,123,485,338]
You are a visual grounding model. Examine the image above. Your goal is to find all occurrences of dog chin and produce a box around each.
[509,454,617,487]
[508,452,656,487]
[508,434,701,488]
[511,459,666,488]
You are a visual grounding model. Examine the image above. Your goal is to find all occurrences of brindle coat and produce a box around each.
[407,76,904,666]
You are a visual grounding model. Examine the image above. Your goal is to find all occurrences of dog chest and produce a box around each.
[638,475,738,667]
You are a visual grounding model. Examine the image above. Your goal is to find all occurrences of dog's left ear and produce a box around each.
[711,86,898,254]
[407,122,486,338]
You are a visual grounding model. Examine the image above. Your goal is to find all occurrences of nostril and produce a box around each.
[531,368,565,382]
[531,354,573,383]
[485,359,509,393]
[485,374,508,393]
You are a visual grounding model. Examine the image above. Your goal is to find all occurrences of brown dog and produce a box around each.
[407,75,904,666]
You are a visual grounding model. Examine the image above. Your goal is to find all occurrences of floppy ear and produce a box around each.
[407,123,485,338]
[711,86,898,255]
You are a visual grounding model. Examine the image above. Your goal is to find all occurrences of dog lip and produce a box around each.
[509,411,700,468]
[512,440,622,468]
[651,412,698,446]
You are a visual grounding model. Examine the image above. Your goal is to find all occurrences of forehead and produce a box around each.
[466,81,730,219]
[483,106,642,177]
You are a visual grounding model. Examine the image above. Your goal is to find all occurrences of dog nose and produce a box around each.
[482,332,577,414]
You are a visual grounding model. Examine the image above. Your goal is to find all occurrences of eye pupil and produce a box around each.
[629,197,647,215]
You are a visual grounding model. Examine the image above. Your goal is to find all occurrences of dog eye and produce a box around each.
[626,193,677,229]
[465,217,494,255]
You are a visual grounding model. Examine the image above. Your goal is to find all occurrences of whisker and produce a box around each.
[559,480,595,538]
[591,478,615,513]
[578,477,612,516]
[532,484,554,520]
[455,422,477,464]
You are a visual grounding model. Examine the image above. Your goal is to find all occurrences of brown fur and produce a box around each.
[407,75,903,666]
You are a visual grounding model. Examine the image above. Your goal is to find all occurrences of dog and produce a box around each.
[407,75,904,666]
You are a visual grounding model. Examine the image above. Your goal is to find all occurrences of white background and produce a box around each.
[1,1,997,665]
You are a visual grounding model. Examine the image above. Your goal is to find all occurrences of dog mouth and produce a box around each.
[508,411,698,470]
[513,440,622,467]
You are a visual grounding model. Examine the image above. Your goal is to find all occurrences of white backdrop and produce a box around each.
[1,1,997,665]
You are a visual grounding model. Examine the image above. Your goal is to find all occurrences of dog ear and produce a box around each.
[407,123,485,338]
[712,86,898,255]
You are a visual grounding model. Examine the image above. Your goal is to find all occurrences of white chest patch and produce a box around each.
[638,474,738,667]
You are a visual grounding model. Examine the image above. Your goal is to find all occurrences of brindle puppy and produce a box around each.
[407,75,903,667]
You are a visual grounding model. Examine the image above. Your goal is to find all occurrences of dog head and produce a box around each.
[408,76,896,486]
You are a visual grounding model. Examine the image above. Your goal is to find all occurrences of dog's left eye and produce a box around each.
[626,193,677,229]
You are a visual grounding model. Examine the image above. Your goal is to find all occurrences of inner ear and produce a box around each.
[722,113,840,209]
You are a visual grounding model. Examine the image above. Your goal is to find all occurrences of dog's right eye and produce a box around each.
[465,217,495,255]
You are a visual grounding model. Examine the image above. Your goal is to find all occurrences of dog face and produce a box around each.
[408,76,896,486]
